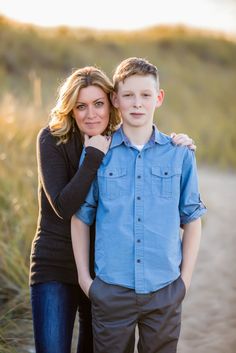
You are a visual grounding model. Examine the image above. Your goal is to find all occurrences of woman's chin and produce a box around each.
[84,128,105,137]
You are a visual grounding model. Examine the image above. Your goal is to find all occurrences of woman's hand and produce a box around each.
[84,134,111,154]
[171,132,196,151]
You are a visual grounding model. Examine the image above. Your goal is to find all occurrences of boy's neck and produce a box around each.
[122,124,153,145]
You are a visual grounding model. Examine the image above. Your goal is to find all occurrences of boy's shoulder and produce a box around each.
[156,130,172,144]
[155,129,182,151]
[157,129,192,154]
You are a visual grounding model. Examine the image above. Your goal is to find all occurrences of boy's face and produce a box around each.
[112,74,164,130]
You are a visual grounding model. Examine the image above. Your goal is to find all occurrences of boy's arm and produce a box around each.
[179,149,207,292]
[181,218,202,292]
[179,149,206,225]
[71,215,93,297]
[71,177,98,297]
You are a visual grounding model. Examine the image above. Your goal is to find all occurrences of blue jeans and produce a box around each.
[31,281,93,353]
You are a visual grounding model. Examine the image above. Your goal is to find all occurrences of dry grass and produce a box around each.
[0,95,47,352]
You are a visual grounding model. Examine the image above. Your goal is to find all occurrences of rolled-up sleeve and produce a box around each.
[75,179,98,226]
[179,149,207,224]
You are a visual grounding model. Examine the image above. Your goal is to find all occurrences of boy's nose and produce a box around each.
[133,97,142,108]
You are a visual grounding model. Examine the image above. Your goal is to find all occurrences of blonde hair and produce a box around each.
[113,57,159,92]
[49,66,121,144]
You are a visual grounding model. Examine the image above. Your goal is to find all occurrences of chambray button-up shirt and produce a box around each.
[76,125,207,294]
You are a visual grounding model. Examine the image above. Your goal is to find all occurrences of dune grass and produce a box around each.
[0,96,46,352]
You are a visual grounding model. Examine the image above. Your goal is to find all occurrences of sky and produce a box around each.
[0,0,236,35]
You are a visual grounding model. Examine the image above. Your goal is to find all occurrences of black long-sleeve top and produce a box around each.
[29,127,104,285]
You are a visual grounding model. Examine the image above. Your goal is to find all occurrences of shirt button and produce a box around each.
[164,172,168,175]
[138,155,141,159]
[137,259,141,263]
[137,175,141,179]
[138,218,141,222]
[109,172,113,176]
[137,196,141,200]
[137,239,141,243]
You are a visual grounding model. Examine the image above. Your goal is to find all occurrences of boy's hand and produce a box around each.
[79,276,93,298]
[171,132,196,151]
[181,274,191,294]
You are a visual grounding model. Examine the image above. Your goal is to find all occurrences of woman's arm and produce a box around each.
[37,128,106,220]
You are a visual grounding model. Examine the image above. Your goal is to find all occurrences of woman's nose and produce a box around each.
[87,105,96,119]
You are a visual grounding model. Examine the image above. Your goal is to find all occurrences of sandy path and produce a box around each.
[177,167,236,353]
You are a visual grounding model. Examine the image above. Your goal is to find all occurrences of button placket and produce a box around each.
[134,152,145,293]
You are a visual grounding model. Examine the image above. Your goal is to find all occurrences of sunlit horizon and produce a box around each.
[0,0,236,35]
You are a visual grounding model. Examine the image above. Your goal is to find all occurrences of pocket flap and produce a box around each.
[151,166,181,178]
[98,168,127,178]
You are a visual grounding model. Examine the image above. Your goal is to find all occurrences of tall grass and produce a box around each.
[0,94,47,352]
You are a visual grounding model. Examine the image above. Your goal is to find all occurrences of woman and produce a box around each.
[30,66,196,353]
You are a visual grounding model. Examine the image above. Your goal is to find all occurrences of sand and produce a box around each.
[177,167,236,353]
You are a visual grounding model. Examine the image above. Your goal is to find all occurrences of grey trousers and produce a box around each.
[89,276,186,353]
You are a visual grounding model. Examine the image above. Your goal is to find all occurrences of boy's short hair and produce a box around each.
[113,57,159,92]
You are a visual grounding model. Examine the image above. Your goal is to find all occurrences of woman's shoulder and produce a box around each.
[37,126,61,148]
[37,125,52,140]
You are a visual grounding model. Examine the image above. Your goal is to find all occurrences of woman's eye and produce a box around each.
[95,101,103,107]
[123,94,131,97]
[76,105,85,110]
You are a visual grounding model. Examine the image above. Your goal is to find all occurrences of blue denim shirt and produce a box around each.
[76,125,207,294]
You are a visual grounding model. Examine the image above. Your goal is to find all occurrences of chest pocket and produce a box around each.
[98,168,127,200]
[151,166,181,198]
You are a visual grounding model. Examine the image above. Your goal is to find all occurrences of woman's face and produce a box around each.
[72,85,110,136]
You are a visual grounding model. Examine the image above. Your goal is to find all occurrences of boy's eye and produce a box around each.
[123,93,132,97]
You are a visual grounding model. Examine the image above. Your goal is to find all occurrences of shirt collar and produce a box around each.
[153,125,170,145]
[110,124,170,149]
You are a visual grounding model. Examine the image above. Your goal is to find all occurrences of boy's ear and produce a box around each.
[111,92,119,108]
[156,89,165,108]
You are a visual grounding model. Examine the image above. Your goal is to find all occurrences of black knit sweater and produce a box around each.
[29,127,104,285]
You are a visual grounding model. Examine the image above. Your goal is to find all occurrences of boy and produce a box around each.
[71,57,207,353]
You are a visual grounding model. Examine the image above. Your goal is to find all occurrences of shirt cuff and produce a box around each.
[180,203,207,225]
[75,208,95,226]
